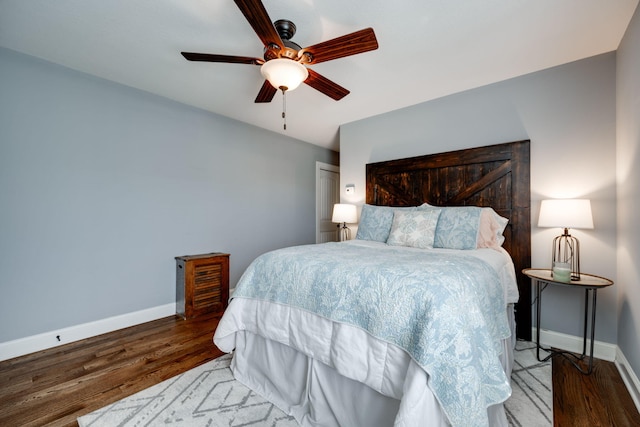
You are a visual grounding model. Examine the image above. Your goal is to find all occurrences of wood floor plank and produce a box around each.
[0,313,222,427]
[553,353,640,426]
[3,335,211,407]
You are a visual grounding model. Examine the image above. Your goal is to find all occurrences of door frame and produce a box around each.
[315,162,340,243]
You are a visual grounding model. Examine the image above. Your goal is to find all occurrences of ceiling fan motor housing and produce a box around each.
[263,19,308,62]
[274,19,296,41]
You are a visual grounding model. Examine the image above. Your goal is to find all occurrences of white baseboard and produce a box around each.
[3,314,638,416]
[615,347,640,414]
[533,327,617,361]
[0,303,176,362]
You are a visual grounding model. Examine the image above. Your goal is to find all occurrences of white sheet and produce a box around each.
[215,302,516,426]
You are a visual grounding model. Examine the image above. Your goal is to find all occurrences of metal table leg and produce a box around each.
[583,288,597,374]
[535,279,597,374]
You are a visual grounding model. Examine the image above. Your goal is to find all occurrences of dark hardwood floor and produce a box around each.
[1,313,638,426]
[553,354,640,426]
[0,313,223,427]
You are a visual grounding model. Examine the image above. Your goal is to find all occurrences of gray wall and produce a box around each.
[341,53,619,345]
[616,6,640,378]
[0,47,337,342]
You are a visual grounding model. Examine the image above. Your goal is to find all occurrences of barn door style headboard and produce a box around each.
[366,140,532,340]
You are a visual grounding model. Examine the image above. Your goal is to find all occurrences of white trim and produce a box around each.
[533,327,617,361]
[0,303,176,362]
[2,310,639,415]
[615,347,640,414]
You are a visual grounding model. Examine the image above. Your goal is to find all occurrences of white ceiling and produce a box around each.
[1,0,637,151]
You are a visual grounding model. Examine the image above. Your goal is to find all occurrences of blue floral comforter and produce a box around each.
[231,240,513,426]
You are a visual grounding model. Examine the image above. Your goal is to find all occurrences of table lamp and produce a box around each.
[538,199,594,281]
[332,204,357,241]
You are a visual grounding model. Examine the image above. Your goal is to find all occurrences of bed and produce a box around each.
[213,140,531,427]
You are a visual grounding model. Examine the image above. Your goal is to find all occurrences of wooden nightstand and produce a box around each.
[176,253,229,319]
[523,268,613,374]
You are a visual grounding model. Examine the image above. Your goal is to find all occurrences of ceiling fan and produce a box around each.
[181,0,379,103]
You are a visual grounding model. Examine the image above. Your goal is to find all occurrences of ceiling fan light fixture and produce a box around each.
[260,58,308,92]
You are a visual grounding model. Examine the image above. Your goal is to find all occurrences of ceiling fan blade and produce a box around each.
[302,28,378,64]
[255,80,278,103]
[181,52,260,65]
[304,69,350,101]
[234,0,284,52]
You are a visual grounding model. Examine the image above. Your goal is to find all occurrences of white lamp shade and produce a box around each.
[260,58,309,91]
[538,199,594,229]
[332,204,357,224]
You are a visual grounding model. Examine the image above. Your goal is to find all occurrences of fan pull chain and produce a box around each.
[281,87,287,130]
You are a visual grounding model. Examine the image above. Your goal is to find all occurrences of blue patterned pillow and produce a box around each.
[433,206,483,250]
[387,209,442,248]
[355,204,424,242]
[355,204,395,242]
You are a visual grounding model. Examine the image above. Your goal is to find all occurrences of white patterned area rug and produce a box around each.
[78,342,551,427]
[505,341,553,426]
[77,353,297,427]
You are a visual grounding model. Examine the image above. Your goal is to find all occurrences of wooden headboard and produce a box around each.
[366,140,531,340]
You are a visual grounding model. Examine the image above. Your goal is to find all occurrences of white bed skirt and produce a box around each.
[220,304,516,427]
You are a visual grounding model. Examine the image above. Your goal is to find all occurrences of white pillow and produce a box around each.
[387,209,441,249]
[476,208,509,249]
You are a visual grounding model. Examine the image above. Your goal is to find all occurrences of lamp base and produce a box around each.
[551,228,581,281]
[339,223,351,242]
